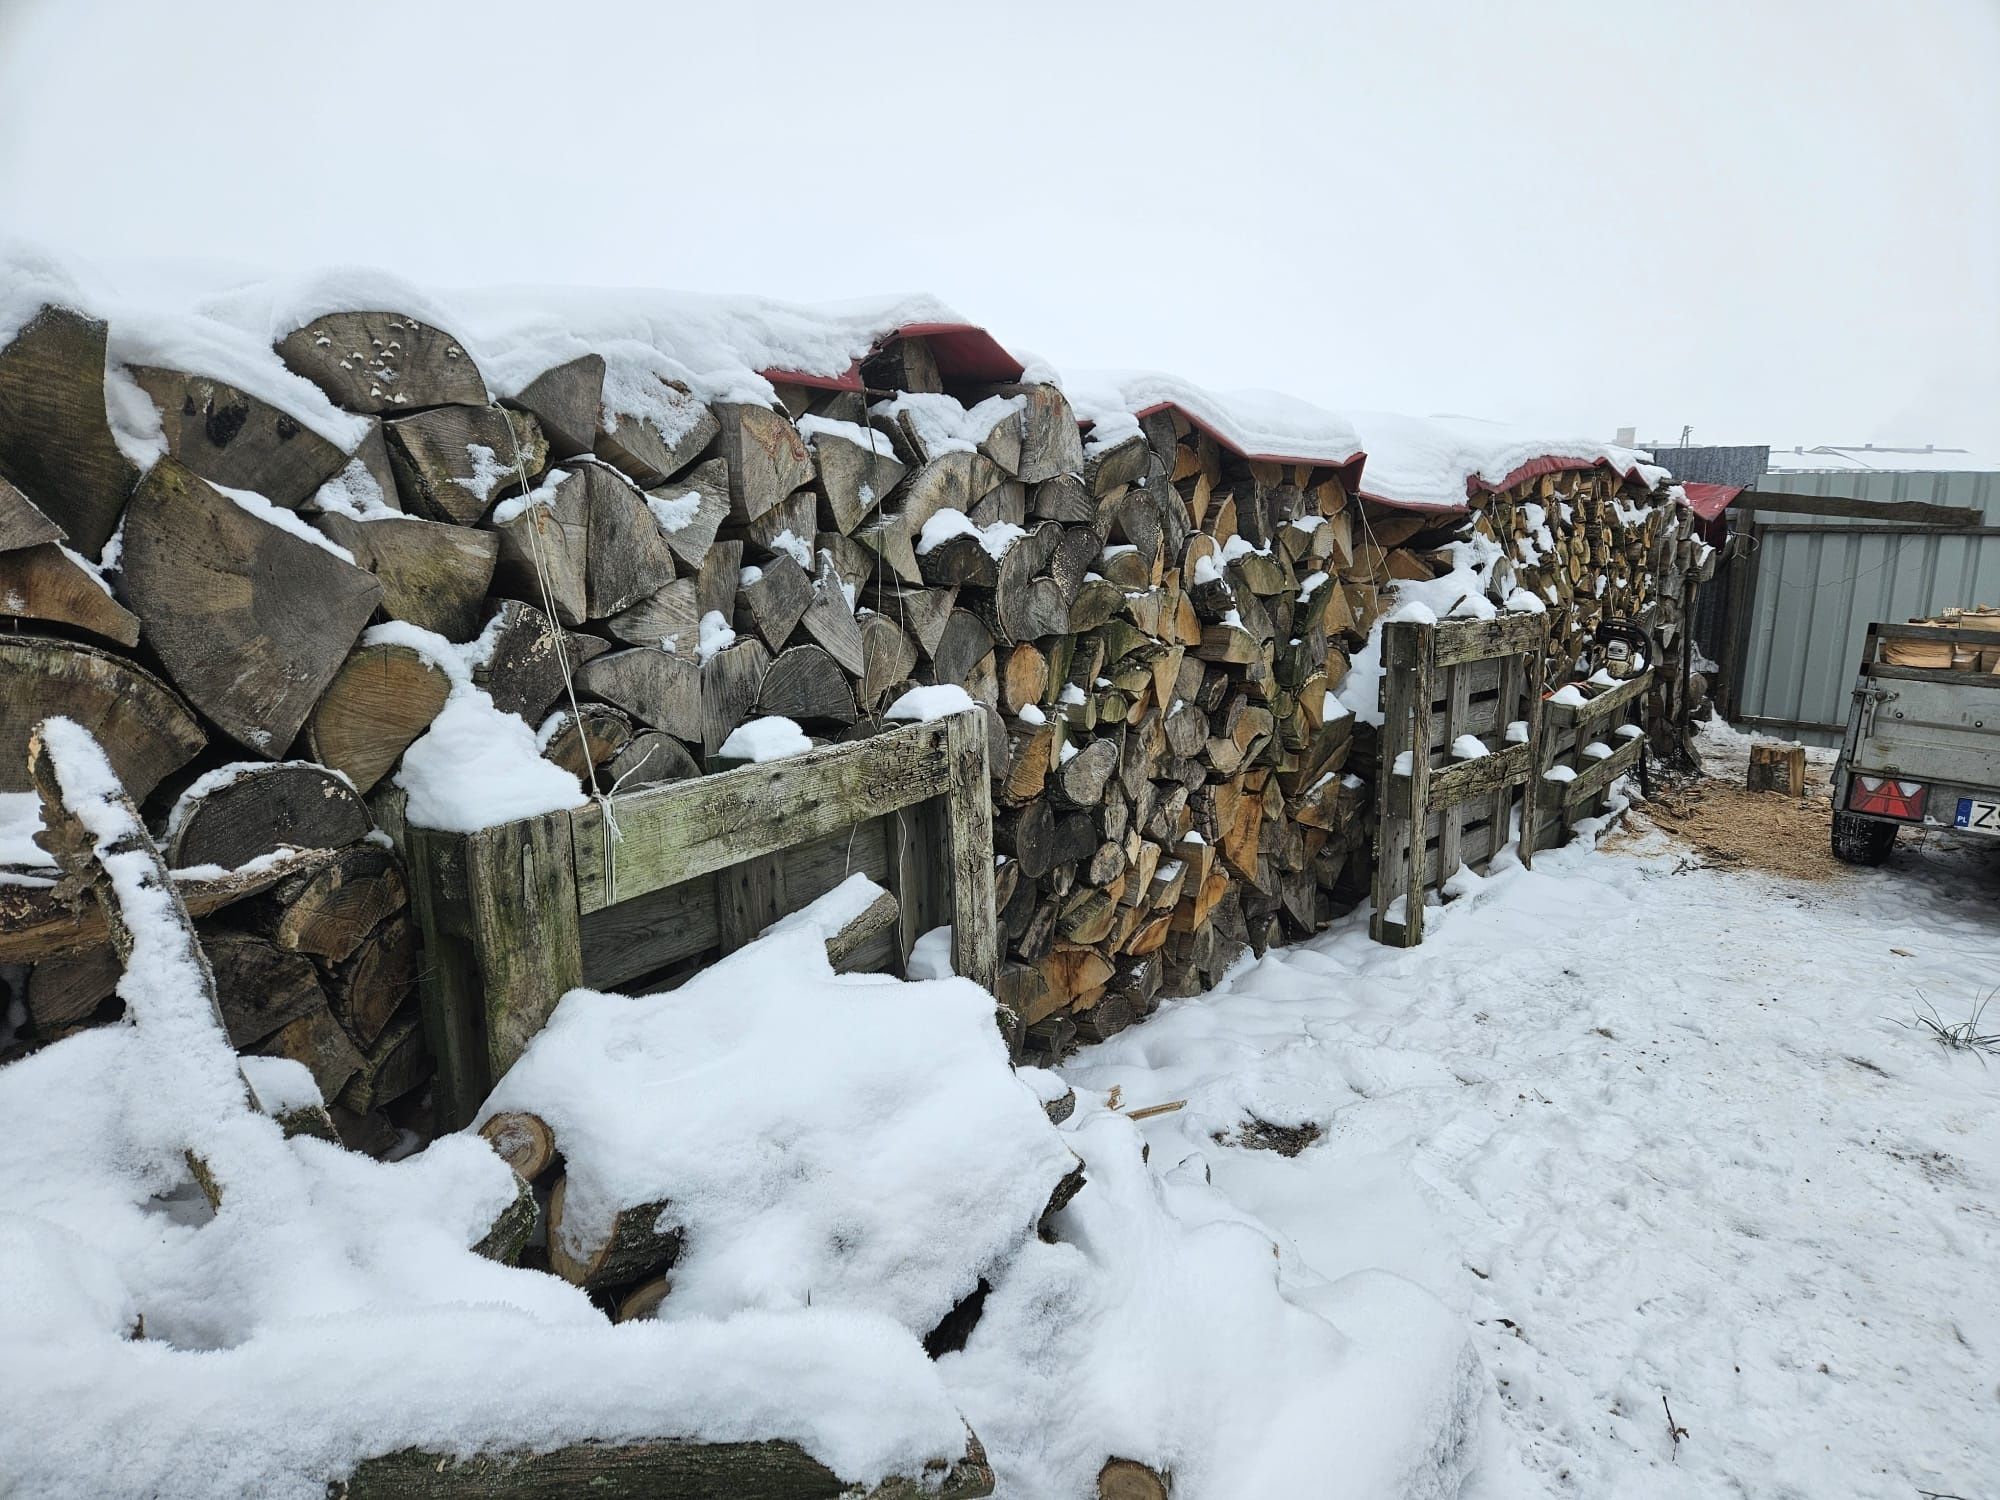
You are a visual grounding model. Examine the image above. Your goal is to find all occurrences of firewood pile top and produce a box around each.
[0,261,1703,1113]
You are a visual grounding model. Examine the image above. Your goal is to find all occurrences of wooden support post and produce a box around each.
[407,809,583,1131]
[1436,656,1471,884]
[944,708,999,993]
[1491,654,1519,856]
[889,795,948,974]
[1519,647,1545,869]
[1369,620,1433,947]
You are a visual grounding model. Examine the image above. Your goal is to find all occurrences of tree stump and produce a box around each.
[1746,741,1806,798]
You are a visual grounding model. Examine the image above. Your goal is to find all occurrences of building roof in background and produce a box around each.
[1763,444,2000,474]
[1644,445,1770,488]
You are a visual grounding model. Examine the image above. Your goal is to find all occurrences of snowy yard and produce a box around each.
[1064,768,2000,1498]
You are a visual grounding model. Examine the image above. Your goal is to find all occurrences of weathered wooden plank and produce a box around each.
[944,708,999,993]
[1369,620,1432,947]
[1562,732,1644,810]
[1519,649,1545,869]
[571,718,956,914]
[889,795,949,972]
[406,810,583,1130]
[578,875,719,990]
[333,1434,995,1499]
[1436,659,1472,882]
[1545,670,1650,730]
[1396,741,1534,810]
[1431,611,1546,668]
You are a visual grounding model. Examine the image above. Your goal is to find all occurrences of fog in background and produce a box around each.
[2,0,1995,455]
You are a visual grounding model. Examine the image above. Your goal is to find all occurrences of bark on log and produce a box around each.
[546,1176,682,1290]
[121,459,384,755]
[249,843,407,965]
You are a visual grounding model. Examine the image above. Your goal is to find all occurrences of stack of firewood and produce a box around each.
[0,295,1700,1098]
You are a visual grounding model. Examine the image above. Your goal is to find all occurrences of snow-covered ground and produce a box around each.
[1063,788,2000,1498]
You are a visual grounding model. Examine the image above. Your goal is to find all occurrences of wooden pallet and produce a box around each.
[406,710,996,1128]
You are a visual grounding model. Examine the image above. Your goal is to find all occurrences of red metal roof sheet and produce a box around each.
[761,321,1025,393]
[1681,482,1743,521]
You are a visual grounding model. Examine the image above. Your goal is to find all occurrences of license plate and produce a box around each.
[1956,797,2000,832]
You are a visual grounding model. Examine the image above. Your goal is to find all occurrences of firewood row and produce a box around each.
[0,297,1699,1101]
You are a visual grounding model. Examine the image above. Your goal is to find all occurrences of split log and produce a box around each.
[507,353,604,459]
[471,599,612,721]
[25,947,122,1033]
[604,576,700,654]
[614,1276,673,1324]
[648,458,731,570]
[734,552,813,651]
[314,512,499,642]
[478,1110,557,1182]
[247,843,407,965]
[326,912,419,1050]
[166,762,373,872]
[0,305,140,553]
[120,459,385,755]
[574,648,703,743]
[712,402,814,524]
[1098,1460,1171,1500]
[700,638,771,757]
[859,613,917,711]
[0,474,65,551]
[307,642,453,794]
[254,1003,365,1102]
[810,424,905,533]
[540,702,634,781]
[595,380,718,487]
[0,636,204,798]
[603,730,701,790]
[866,582,958,659]
[337,1007,430,1114]
[276,311,489,415]
[930,610,995,690]
[546,1176,681,1290]
[388,402,556,524]
[0,542,140,645]
[204,930,330,1048]
[1051,738,1119,809]
[797,559,867,676]
[758,645,860,728]
[129,366,348,508]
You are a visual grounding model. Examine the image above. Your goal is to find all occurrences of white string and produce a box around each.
[500,424,621,902]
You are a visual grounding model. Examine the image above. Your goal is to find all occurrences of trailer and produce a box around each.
[1830,620,2000,863]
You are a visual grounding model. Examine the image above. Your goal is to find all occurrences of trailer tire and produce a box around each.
[1831,811,1896,866]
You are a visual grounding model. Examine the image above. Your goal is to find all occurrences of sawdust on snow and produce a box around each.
[1608,767,1848,881]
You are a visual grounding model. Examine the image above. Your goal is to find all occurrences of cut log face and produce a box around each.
[327,911,419,1049]
[712,402,814,524]
[734,552,812,651]
[489,471,590,625]
[576,462,678,622]
[901,451,1005,533]
[120,460,385,755]
[757,644,859,728]
[314,511,499,642]
[0,305,140,555]
[470,599,611,721]
[596,380,719,487]
[796,558,866,677]
[858,613,917,710]
[575,647,703,743]
[0,635,205,799]
[205,929,330,1048]
[27,947,123,1033]
[547,1176,682,1290]
[254,1004,364,1102]
[385,404,547,525]
[541,702,633,780]
[603,729,700,790]
[508,353,604,459]
[648,458,730,571]
[167,761,373,872]
[0,542,140,645]
[478,1110,557,1181]
[338,1006,430,1114]
[0,475,65,551]
[276,311,489,415]
[700,637,770,756]
[811,427,906,534]
[254,843,407,965]
[129,367,348,509]
[307,642,453,794]
[604,576,700,652]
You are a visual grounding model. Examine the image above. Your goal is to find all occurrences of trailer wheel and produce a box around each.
[1831,811,1896,866]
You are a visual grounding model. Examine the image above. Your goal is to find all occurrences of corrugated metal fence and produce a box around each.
[1712,469,2000,745]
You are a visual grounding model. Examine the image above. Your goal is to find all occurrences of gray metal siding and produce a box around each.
[1731,469,2000,744]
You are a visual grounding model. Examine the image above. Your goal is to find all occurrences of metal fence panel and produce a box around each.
[1730,469,2000,745]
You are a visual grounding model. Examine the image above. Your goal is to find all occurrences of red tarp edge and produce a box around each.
[1681,482,1743,521]
[760,321,1025,394]
[1105,400,1370,495]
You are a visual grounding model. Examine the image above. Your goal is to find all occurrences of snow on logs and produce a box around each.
[0,289,1700,1096]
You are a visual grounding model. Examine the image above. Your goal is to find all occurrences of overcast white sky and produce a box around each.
[1,0,1995,455]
